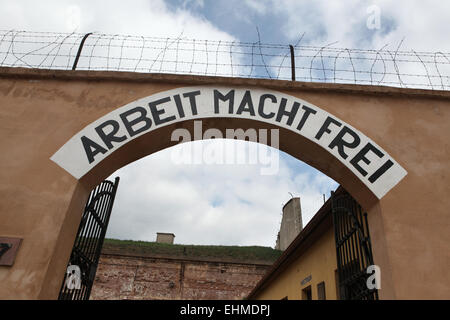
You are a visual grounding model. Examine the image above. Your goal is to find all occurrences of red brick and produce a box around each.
[90,254,271,300]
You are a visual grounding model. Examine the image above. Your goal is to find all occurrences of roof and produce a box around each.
[247,186,343,299]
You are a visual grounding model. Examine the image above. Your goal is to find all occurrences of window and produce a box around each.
[302,285,312,300]
[317,281,326,300]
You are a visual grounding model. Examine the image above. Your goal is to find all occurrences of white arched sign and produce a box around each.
[51,86,407,199]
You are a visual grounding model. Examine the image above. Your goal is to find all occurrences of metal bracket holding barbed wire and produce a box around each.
[289,44,295,81]
[72,32,92,70]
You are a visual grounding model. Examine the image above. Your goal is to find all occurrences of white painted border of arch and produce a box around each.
[50,86,407,199]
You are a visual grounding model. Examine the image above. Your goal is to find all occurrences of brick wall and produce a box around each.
[90,253,272,300]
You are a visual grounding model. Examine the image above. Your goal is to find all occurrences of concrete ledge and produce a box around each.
[1,66,449,100]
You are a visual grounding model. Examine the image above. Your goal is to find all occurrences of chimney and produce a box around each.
[156,232,175,244]
[277,197,303,251]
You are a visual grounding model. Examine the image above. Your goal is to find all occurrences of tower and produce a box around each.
[275,197,303,251]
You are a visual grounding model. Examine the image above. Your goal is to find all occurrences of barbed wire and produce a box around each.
[1,30,449,90]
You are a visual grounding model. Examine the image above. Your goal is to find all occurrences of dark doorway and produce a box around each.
[302,285,312,300]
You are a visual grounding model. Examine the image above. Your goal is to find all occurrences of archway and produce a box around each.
[50,85,405,300]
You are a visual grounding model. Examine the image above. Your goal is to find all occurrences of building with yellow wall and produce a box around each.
[248,187,377,300]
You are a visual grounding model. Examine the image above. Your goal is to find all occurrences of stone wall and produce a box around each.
[90,253,272,300]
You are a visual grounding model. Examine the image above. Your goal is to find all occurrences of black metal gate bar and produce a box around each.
[332,190,378,300]
[58,177,119,300]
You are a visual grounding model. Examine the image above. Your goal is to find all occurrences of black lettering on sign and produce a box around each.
[214,89,235,114]
[328,126,361,159]
[236,90,256,116]
[258,94,276,119]
[120,106,152,137]
[276,98,299,126]
[315,116,342,140]
[369,160,394,183]
[183,90,201,116]
[81,135,107,164]
[350,142,384,178]
[149,97,176,126]
[95,120,127,150]
[296,105,317,131]
[173,94,185,118]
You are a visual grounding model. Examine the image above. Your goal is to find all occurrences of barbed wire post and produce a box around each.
[289,45,295,81]
[72,32,92,70]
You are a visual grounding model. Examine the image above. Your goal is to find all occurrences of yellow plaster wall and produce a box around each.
[254,226,338,300]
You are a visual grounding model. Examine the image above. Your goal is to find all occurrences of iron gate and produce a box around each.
[58,177,119,300]
[331,190,378,300]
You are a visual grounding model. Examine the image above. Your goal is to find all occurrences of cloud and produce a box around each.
[251,0,449,51]
[256,1,450,87]
[243,0,269,15]
[1,0,223,38]
[0,0,245,79]
[106,140,337,247]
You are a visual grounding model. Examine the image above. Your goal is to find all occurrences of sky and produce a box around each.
[1,0,449,247]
